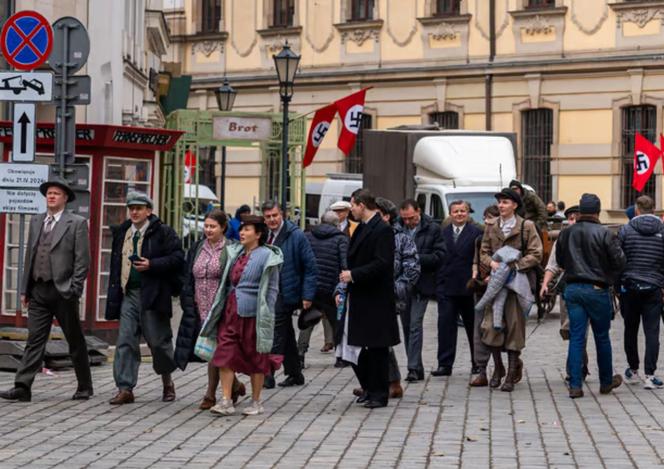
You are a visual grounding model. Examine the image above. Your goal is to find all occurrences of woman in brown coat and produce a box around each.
[478,188,543,392]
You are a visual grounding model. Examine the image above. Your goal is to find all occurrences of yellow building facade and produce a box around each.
[164,0,664,218]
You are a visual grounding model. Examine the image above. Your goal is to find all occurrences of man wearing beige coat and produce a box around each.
[0,179,92,402]
[478,188,542,392]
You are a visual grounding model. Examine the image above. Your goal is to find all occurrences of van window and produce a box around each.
[431,194,444,220]
[416,193,427,212]
[305,193,321,220]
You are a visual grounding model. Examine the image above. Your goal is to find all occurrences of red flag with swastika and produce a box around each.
[303,103,338,168]
[633,132,661,192]
[336,88,368,156]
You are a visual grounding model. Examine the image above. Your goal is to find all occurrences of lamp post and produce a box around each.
[214,77,237,211]
[273,42,300,215]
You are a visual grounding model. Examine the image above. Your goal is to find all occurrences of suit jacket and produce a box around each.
[21,211,90,299]
[346,213,399,348]
[436,223,483,298]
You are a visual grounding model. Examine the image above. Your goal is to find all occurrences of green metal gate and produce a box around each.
[161,110,306,246]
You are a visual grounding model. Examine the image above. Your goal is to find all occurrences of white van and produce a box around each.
[305,173,362,226]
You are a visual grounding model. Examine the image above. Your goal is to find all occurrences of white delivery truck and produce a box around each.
[362,128,519,223]
[305,173,362,226]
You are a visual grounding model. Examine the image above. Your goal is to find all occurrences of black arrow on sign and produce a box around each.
[18,112,30,154]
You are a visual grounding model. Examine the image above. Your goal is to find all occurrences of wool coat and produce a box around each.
[345,213,400,348]
[436,222,483,298]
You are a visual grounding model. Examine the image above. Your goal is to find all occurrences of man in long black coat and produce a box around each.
[338,189,399,408]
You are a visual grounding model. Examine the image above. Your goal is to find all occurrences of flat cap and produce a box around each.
[126,191,153,208]
[329,200,351,211]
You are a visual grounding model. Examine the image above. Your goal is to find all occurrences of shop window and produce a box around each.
[345,114,372,174]
[522,108,553,203]
[272,0,294,28]
[429,111,459,129]
[201,0,222,33]
[351,0,375,21]
[435,0,461,16]
[526,0,555,8]
[621,105,657,208]
[97,158,152,320]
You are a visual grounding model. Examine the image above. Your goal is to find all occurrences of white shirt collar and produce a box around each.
[271,220,284,237]
[500,215,516,228]
[131,220,150,236]
[453,223,466,233]
[45,209,64,223]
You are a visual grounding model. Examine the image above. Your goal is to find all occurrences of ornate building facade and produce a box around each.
[165,0,664,217]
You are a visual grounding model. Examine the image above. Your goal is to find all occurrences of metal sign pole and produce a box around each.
[15,213,24,315]
[57,22,69,178]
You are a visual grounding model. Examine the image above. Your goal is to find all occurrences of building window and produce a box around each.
[435,0,461,16]
[201,0,222,33]
[429,111,459,129]
[526,0,555,8]
[351,0,375,21]
[622,105,657,208]
[345,114,372,173]
[272,0,294,27]
[522,108,553,203]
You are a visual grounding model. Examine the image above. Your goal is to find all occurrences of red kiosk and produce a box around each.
[0,122,183,341]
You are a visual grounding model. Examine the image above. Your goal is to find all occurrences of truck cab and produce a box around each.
[413,133,517,223]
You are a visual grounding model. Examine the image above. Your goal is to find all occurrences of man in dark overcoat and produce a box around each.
[338,189,399,409]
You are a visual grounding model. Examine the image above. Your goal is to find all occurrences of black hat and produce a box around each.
[579,193,601,214]
[509,179,524,192]
[494,188,522,207]
[564,205,580,218]
[39,178,75,202]
[297,307,323,330]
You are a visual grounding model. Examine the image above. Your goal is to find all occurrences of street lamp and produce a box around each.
[273,41,300,214]
[214,77,237,211]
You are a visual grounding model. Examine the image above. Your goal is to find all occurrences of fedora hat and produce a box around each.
[39,178,76,202]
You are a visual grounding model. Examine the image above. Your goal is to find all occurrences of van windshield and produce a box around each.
[445,193,497,224]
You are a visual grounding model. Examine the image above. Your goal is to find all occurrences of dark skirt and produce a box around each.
[212,291,281,374]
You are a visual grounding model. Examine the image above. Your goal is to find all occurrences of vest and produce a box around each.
[32,223,54,282]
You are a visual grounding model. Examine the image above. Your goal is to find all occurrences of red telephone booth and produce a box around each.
[0,122,183,341]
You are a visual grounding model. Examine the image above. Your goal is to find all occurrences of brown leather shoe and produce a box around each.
[569,388,584,399]
[514,357,524,384]
[199,396,216,410]
[489,364,506,388]
[163,381,176,402]
[389,380,403,399]
[353,387,364,397]
[469,372,488,387]
[231,378,246,404]
[320,343,334,353]
[109,390,134,405]
[599,374,623,395]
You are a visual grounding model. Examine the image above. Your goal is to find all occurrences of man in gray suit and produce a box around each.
[0,179,92,402]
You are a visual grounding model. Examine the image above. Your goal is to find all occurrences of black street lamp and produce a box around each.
[214,77,237,211]
[273,41,300,214]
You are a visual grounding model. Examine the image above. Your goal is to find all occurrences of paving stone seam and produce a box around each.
[541,368,581,468]
[524,369,553,467]
[423,374,452,468]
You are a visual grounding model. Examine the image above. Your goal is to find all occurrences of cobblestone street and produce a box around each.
[1,302,663,468]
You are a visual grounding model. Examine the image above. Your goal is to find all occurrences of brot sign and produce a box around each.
[213,116,272,141]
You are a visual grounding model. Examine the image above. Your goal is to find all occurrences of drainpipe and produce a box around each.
[485,0,495,131]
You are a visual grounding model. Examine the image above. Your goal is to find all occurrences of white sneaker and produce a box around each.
[210,398,235,416]
[242,400,264,416]
[624,368,641,385]
[644,375,664,390]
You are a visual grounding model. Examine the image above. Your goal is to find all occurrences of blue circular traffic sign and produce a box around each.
[0,11,53,70]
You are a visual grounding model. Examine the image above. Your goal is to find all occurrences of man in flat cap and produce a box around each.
[475,188,542,392]
[0,179,92,402]
[330,200,358,238]
[105,191,184,405]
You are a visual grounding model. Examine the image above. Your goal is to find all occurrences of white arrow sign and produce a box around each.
[0,72,53,101]
[12,103,35,162]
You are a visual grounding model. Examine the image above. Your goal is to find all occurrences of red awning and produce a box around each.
[0,122,184,152]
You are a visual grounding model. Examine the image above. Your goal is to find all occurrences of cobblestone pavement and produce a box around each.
[0,302,663,468]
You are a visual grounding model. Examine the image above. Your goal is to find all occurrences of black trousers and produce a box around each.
[437,295,475,369]
[272,306,303,378]
[15,281,91,390]
[352,347,389,404]
[621,289,661,375]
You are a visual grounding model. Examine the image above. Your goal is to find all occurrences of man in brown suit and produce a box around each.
[477,188,542,392]
[0,179,92,402]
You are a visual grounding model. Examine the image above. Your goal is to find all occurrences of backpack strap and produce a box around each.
[520,219,526,256]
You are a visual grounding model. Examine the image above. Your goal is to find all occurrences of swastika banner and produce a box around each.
[303,103,338,168]
[336,88,368,156]
[633,132,661,192]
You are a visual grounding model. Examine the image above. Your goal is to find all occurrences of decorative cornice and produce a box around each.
[170,31,228,43]
[429,22,460,41]
[609,2,664,29]
[509,6,568,19]
[523,15,554,35]
[334,20,384,46]
[256,26,303,38]
[261,36,301,56]
[192,40,225,56]
[570,0,609,35]
[417,14,472,26]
